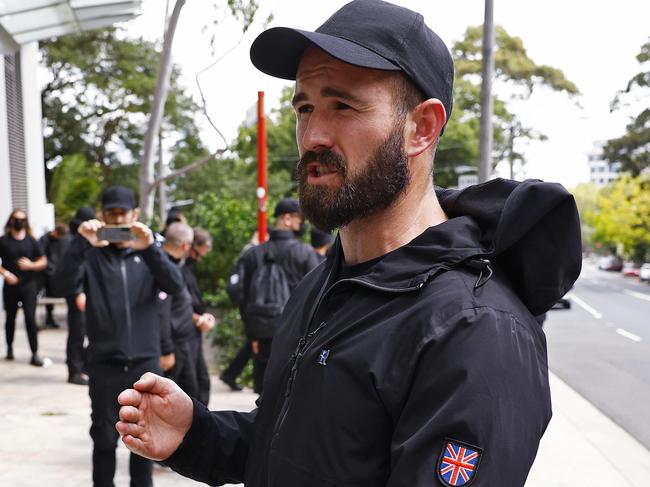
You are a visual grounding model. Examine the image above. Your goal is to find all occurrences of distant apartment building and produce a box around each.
[588,140,621,187]
[1,1,142,235]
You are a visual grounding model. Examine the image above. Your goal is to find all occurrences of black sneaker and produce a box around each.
[68,373,89,386]
[30,355,45,367]
[220,375,243,391]
[6,347,14,361]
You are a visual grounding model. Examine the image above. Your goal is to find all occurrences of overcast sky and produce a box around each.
[128,0,650,188]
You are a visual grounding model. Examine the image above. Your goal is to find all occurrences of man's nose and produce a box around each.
[299,113,334,153]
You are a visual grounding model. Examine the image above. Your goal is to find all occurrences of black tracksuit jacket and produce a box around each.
[166,179,582,487]
[52,236,183,363]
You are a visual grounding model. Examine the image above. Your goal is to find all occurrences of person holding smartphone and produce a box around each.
[0,209,48,365]
[52,185,183,487]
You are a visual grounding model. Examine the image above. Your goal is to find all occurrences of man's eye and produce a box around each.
[296,105,313,114]
[335,102,351,110]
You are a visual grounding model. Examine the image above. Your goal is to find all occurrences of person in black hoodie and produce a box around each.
[53,186,183,487]
[158,222,215,401]
[239,197,321,394]
[38,222,72,328]
[115,2,581,486]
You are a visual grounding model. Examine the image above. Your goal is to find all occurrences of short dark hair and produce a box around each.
[391,72,426,119]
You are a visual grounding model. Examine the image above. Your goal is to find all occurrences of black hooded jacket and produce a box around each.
[52,236,183,363]
[166,179,581,487]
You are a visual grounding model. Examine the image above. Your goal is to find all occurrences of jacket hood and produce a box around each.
[436,178,582,315]
[329,178,581,316]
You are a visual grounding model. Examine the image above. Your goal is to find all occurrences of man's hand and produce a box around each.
[17,257,33,271]
[252,340,260,355]
[3,271,18,285]
[196,313,217,333]
[116,372,193,461]
[160,353,176,372]
[129,222,154,251]
[78,220,110,248]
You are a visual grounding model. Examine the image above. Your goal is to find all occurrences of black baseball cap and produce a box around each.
[250,0,454,128]
[274,197,301,217]
[101,186,137,210]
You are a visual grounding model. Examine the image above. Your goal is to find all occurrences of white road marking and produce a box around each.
[623,289,650,302]
[567,292,603,320]
[616,328,642,343]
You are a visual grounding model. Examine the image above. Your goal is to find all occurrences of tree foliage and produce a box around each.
[40,28,201,186]
[604,38,650,175]
[48,154,102,221]
[438,25,578,185]
[587,176,650,262]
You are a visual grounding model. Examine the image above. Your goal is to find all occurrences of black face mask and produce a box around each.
[12,219,25,231]
[294,222,307,238]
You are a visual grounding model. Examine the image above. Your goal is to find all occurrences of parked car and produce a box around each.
[598,255,623,271]
[640,263,650,282]
[622,262,640,277]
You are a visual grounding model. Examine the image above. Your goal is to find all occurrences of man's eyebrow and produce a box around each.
[292,87,364,106]
[292,91,308,106]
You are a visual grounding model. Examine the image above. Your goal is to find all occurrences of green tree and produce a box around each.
[603,38,650,175]
[40,28,201,188]
[441,25,579,185]
[48,154,102,221]
[589,175,650,262]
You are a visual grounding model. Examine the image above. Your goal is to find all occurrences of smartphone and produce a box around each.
[97,225,133,242]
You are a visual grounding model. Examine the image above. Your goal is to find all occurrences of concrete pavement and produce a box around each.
[1,306,649,486]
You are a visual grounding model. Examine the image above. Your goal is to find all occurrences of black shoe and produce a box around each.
[30,355,45,367]
[6,347,14,361]
[220,375,243,391]
[45,321,61,329]
[68,373,89,386]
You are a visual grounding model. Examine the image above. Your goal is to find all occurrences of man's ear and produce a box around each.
[405,99,446,158]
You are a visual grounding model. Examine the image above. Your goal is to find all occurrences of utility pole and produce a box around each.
[257,91,268,244]
[478,0,495,183]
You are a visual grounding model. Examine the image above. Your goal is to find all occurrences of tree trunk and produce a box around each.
[139,0,186,223]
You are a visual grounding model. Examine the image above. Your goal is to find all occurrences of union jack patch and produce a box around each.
[436,438,482,486]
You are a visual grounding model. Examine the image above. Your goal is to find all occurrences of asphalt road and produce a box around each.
[544,259,650,449]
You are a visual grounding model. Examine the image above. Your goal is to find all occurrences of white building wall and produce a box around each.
[20,42,52,237]
[0,55,12,227]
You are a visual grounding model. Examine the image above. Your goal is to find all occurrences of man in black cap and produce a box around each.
[53,186,183,487]
[116,2,582,486]
[235,197,319,394]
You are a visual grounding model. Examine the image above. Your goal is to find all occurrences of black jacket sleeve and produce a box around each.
[165,399,257,485]
[386,307,551,486]
[50,235,91,297]
[140,243,184,295]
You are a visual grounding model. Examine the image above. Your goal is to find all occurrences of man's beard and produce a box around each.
[297,122,410,232]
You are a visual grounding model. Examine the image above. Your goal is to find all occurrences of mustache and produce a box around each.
[297,150,347,174]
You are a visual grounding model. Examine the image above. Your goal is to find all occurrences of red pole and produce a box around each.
[257,91,268,243]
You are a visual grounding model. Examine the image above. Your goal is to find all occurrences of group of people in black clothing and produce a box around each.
[1,186,332,487]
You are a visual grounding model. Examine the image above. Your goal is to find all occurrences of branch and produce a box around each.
[149,149,225,190]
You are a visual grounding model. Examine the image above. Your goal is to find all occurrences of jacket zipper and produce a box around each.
[120,259,133,359]
[271,277,425,437]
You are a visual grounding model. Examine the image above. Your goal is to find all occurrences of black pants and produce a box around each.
[88,357,160,487]
[191,332,210,406]
[252,338,272,394]
[221,340,252,383]
[3,281,39,355]
[165,340,199,399]
[43,276,56,323]
[65,295,86,376]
